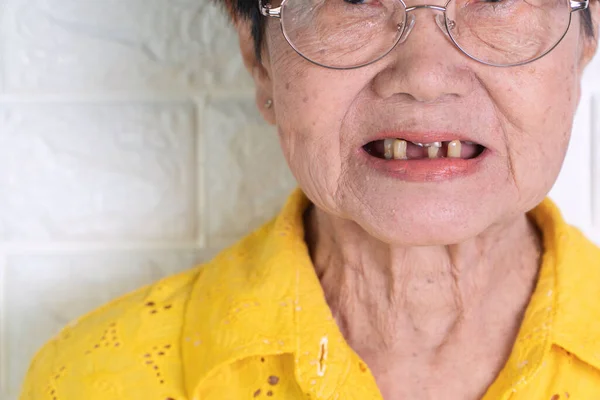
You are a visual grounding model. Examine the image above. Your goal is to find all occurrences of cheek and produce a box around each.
[482,39,580,200]
[268,37,373,196]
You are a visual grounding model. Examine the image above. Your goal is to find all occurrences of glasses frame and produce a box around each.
[259,0,590,69]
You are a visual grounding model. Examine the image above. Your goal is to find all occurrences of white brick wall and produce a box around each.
[0,1,598,399]
[0,1,296,398]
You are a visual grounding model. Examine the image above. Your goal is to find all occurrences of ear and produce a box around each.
[236,19,276,125]
[580,3,600,69]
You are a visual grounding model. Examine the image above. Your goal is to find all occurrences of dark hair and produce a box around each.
[218,0,595,62]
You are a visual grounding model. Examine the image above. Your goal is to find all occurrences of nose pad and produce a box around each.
[398,14,416,44]
[435,13,454,38]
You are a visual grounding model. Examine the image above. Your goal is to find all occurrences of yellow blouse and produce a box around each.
[20,189,600,400]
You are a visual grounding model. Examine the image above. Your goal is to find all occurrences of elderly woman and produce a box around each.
[19,0,600,398]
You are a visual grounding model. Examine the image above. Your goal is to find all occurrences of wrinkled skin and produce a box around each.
[236,2,599,399]
[241,6,597,246]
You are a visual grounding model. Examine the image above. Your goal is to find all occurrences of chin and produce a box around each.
[362,219,487,246]
[345,190,505,246]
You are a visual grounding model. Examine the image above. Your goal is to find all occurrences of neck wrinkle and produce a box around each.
[304,203,542,357]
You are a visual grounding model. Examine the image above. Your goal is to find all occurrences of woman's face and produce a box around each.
[245,8,598,245]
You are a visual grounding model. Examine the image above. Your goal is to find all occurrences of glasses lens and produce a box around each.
[281,0,407,68]
[444,0,572,66]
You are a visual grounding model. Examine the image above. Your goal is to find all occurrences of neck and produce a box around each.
[304,205,543,362]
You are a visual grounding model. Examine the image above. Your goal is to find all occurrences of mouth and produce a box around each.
[363,138,486,160]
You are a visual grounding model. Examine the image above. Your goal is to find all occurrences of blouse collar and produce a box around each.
[182,189,600,399]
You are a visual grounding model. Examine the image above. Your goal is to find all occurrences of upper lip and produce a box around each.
[363,131,487,148]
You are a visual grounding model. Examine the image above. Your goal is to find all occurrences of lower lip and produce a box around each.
[359,148,490,182]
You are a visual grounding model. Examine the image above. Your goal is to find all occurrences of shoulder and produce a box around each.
[197,220,276,286]
[19,266,202,400]
[551,224,600,372]
[19,221,279,400]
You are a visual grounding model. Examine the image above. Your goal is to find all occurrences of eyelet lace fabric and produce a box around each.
[19,189,600,400]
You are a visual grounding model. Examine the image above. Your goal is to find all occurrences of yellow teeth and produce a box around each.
[381,139,468,160]
[427,145,439,159]
[393,139,407,160]
[384,139,394,160]
[447,140,462,158]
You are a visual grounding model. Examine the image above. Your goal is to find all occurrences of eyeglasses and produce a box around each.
[259,0,589,69]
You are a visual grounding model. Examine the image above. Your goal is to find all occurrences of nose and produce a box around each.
[371,8,474,103]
